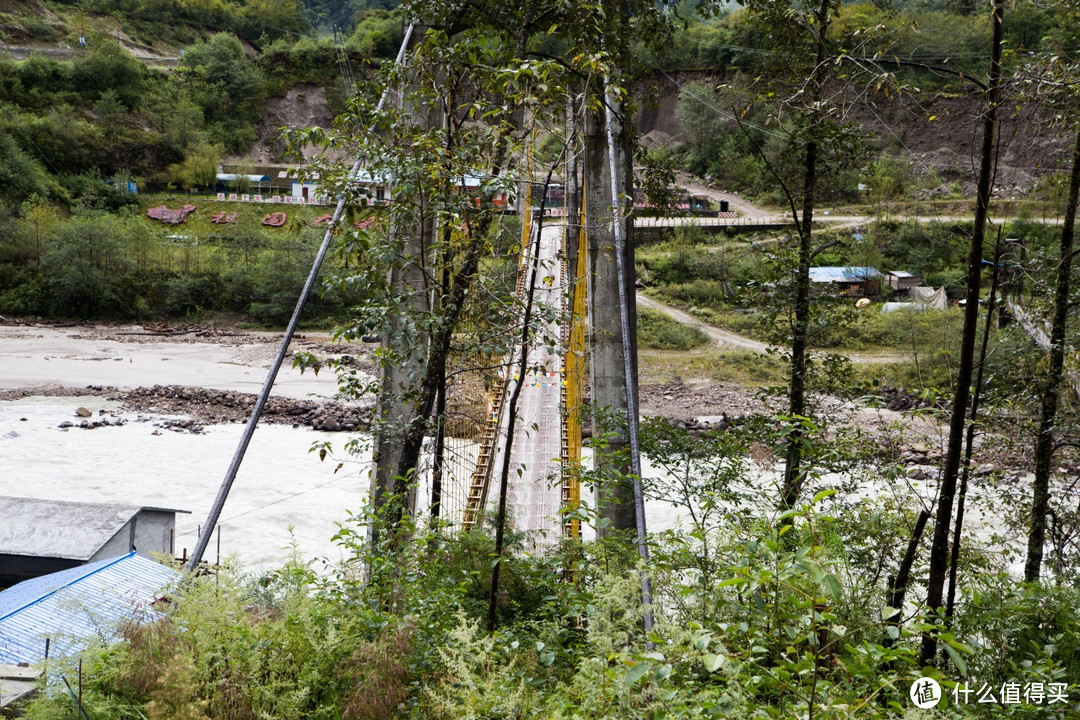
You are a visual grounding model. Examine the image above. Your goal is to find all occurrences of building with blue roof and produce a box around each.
[808,266,882,296]
[0,552,180,665]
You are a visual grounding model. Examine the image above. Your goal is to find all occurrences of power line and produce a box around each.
[176,472,351,537]
[658,68,788,141]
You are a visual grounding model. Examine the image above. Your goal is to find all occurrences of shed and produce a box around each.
[216,173,272,193]
[886,270,923,293]
[808,266,882,296]
[0,552,180,664]
[0,497,188,587]
[290,178,321,202]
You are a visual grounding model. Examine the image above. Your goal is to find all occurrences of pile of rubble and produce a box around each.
[107,385,371,432]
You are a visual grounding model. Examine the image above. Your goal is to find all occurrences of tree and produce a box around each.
[309,0,677,549]
[299,14,541,539]
[0,134,59,214]
[736,0,869,512]
[171,142,221,191]
[348,10,403,58]
[1024,12,1080,581]
[181,33,265,150]
[72,41,146,110]
[93,88,127,138]
[143,82,204,151]
[921,0,1005,666]
[15,195,61,267]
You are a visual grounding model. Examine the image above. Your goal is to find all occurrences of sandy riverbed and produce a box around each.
[0,322,349,399]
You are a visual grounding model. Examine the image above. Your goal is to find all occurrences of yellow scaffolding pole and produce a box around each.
[561,199,586,540]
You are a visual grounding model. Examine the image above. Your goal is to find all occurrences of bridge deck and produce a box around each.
[485,221,568,546]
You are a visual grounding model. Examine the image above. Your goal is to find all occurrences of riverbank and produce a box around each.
[0,318,1033,475]
[0,319,772,429]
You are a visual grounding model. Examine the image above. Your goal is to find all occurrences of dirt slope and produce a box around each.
[635,70,1070,197]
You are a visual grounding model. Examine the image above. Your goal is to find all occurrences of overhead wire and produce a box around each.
[658,64,1062,175]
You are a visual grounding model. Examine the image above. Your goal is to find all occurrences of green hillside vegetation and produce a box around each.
[0,0,309,50]
[0,195,365,323]
[0,2,421,327]
[0,0,1073,368]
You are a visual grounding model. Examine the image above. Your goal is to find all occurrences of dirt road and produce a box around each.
[638,294,906,364]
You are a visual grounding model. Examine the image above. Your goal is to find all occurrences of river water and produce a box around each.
[0,326,1024,576]
[0,395,699,574]
[0,396,373,573]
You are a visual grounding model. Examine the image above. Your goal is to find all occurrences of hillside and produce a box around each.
[638,70,1071,201]
[1,0,1076,328]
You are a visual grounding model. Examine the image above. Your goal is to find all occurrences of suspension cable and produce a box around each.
[602,75,655,636]
[187,24,417,571]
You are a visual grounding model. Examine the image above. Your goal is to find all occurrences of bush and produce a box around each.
[348,10,403,58]
[0,262,46,315]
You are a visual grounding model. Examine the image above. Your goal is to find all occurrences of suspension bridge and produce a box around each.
[419,201,587,545]
[185,25,636,569]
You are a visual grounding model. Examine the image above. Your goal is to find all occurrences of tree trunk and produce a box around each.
[371,194,432,529]
[370,26,437,531]
[1025,128,1080,582]
[945,233,1003,629]
[780,0,827,511]
[781,135,816,510]
[884,509,930,650]
[920,0,1003,666]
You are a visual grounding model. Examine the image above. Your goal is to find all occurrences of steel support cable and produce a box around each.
[187,24,417,571]
[601,75,655,636]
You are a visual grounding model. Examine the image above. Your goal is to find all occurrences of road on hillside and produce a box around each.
[0,42,178,64]
[666,179,1068,228]
[637,294,906,364]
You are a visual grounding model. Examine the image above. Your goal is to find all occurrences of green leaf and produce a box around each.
[812,488,837,504]
[702,653,723,672]
[625,661,652,684]
[540,651,555,667]
[823,573,843,603]
[944,645,968,677]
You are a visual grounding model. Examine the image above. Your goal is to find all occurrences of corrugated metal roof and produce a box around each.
[808,266,881,283]
[0,552,180,664]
